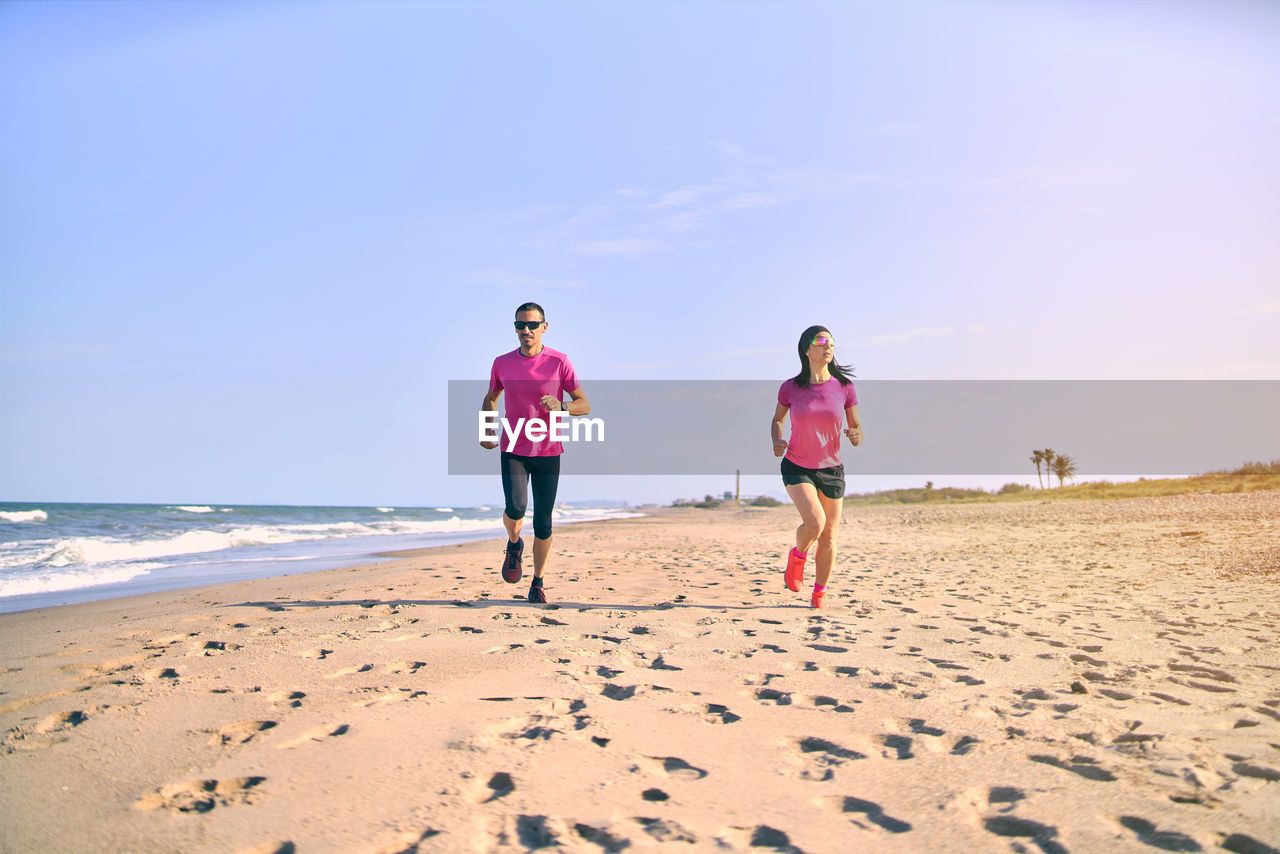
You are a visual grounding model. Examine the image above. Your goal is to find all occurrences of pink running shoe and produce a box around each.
[784,547,806,592]
[810,589,825,609]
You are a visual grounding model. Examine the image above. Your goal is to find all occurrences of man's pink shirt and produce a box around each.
[488,347,580,457]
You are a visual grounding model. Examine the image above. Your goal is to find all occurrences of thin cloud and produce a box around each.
[517,143,879,258]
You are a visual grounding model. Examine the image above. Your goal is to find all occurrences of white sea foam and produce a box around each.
[173,506,217,513]
[22,517,521,572]
[434,507,454,512]
[0,563,160,598]
[376,507,395,513]
[0,510,48,523]
[0,506,644,603]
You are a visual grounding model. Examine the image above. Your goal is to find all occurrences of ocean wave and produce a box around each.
[0,510,48,523]
[22,516,521,570]
[173,506,217,513]
[0,563,159,598]
[0,507,645,601]
[375,507,395,513]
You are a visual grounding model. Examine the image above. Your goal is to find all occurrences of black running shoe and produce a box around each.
[528,584,547,604]
[501,539,523,583]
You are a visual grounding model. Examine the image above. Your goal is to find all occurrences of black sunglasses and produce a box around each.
[514,320,544,331]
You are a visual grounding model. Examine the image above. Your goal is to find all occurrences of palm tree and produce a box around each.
[1051,453,1077,488]
[1030,450,1045,489]
[1040,448,1055,489]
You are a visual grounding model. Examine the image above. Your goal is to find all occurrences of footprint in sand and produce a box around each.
[1029,753,1117,782]
[1232,761,1280,782]
[754,688,792,706]
[277,723,349,749]
[35,710,89,734]
[134,777,266,813]
[209,720,277,746]
[350,688,429,708]
[235,841,296,854]
[698,703,741,724]
[806,643,849,654]
[601,683,640,701]
[268,691,306,708]
[637,755,707,780]
[142,632,197,650]
[324,664,373,679]
[383,661,425,675]
[793,736,867,780]
[363,829,441,854]
[1218,833,1280,854]
[472,771,515,803]
[879,734,914,760]
[986,786,1026,812]
[1117,816,1201,851]
[195,640,241,655]
[823,796,913,834]
[719,825,800,852]
[629,817,694,843]
[982,816,1068,854]
[483,814,605,850]
[907,718,945,736]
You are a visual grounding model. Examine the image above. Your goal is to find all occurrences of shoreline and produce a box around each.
[2,494,1277,853]
[0,509,650,617]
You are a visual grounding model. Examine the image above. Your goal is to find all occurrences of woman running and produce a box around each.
[770,325,862,608]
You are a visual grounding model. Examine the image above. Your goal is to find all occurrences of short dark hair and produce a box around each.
[515,302,545,321]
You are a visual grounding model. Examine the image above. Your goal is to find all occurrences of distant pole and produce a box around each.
[736,469,741,505]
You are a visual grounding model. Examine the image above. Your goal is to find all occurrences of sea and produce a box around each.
[0,502,643,615]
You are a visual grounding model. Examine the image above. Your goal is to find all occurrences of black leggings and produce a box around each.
[500,452,561,540]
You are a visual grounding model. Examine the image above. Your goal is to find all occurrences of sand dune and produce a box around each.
[1,493,1277,852]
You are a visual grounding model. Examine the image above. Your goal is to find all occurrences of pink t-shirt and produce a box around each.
[778,377,858,470]
[488,347,580,457]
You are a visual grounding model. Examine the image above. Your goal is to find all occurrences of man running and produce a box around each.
[480,302,589,604]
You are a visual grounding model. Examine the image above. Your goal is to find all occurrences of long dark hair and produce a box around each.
[792,325,855,389]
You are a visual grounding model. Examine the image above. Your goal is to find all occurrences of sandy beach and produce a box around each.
[2,492,1278,853]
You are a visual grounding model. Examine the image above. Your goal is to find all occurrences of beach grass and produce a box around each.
[842,459,1280,506]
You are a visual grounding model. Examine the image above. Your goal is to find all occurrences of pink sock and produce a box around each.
[792,548,807,560]
[813,584,826,593]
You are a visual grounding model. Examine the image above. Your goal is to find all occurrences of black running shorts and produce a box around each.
[780,456,845,500]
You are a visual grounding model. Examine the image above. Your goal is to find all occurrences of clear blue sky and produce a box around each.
[2,0,1277,506]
